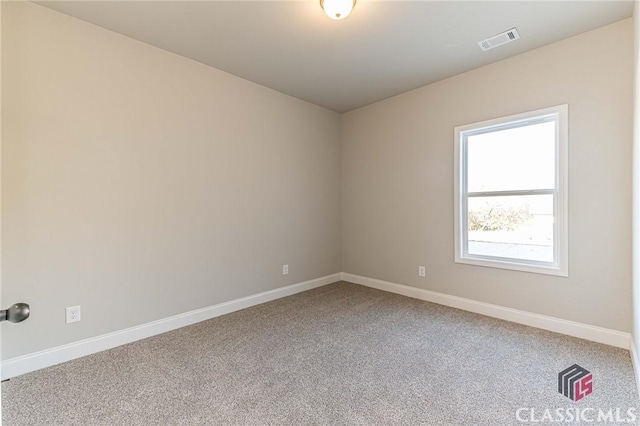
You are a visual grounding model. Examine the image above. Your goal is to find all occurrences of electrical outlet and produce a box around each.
[283,264,289,275]
[66,305,81,324]
[418,266,426,277]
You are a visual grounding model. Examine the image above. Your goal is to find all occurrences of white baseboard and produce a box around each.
[342,273,631,349]
[3,271,631,380]
[1,273,341,380]
[631,338,640,399]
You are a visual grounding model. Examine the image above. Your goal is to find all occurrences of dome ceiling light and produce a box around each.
[320,0,357,20]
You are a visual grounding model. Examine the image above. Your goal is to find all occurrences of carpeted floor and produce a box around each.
[2,281,638,425]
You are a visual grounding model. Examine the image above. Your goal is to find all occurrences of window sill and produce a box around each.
[455,255,568,277]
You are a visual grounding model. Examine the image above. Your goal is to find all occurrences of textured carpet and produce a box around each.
[2,281,638,425]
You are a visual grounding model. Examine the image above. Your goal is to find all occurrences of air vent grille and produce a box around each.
[478,28,520,52]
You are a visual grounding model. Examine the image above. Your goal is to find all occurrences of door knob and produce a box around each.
[0,303,30,323]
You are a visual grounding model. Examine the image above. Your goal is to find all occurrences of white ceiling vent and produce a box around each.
[478,28,520,52]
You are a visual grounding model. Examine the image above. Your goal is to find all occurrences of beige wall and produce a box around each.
[342,19,634,332]
[1,2,341,359]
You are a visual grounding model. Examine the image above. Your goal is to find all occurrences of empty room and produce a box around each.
[3,0,640,424]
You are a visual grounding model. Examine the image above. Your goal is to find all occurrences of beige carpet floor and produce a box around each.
[2,281,638,425]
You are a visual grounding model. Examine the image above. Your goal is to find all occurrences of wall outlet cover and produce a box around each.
[66,306,81,324]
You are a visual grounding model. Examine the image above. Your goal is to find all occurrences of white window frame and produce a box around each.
[454,104,568,277]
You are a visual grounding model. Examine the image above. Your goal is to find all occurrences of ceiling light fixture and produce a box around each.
[320,0,356,20]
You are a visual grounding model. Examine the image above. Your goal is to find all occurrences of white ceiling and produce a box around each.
[36,1,634,113]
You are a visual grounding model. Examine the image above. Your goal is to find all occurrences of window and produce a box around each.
[454,105,568,276]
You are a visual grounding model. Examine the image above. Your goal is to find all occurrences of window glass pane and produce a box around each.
[467,194,553,262]
[467,121,556,193]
